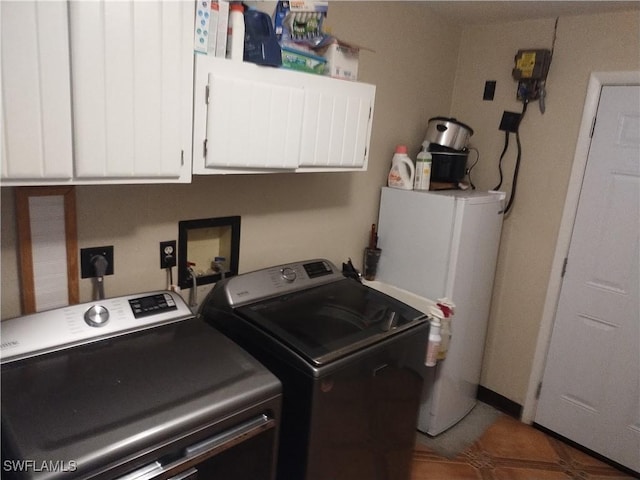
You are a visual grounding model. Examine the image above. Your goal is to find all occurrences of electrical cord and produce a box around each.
[504,129,523,214]
[466,148,479,190]
[504,101,528,215]
[165,267,174,290]
[500,20,556,213]
[493,132,510,190]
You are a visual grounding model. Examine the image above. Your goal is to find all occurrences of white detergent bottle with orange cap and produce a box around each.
[387,145,415,190]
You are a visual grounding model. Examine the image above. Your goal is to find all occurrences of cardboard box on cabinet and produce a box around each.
[315,39,366,81]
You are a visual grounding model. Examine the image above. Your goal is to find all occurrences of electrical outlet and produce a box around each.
[160,240,177,269]
[80,246,114,278]
[483,80,496,101]
[499,111,522,133]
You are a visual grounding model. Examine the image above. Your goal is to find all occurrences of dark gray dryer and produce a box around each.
[199,259,429,480]
[1,291,281,480]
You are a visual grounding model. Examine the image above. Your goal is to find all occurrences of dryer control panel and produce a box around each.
[0,291,193,364]
[220,259,345,307]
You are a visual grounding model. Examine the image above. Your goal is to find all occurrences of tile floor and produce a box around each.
[412,414,636,479]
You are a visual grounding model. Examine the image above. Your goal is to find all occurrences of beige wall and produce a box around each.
[2,3,638,408]
[450,10,640,404]
[0,2,461,317]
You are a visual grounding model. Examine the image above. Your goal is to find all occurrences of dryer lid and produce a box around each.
[1,318,280,479]
[237,279,427,366]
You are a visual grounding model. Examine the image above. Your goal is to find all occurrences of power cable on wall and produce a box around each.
[504,101,528,214]
[498,17,557,215]
[494,132,510,191]
[494,102,526,214]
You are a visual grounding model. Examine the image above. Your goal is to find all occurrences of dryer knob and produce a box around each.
[280,267,297,283]
[84,305,110,327]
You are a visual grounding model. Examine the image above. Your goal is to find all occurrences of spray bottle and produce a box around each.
[414,141,432,190]
[425,305,444,367]
[436,298,455,361]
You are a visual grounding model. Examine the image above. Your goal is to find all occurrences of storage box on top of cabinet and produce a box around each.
[192,56,376,174]
[316,39,361,81]
[1,1,194,185]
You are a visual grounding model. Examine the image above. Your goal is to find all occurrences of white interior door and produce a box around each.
[535,85,639,472]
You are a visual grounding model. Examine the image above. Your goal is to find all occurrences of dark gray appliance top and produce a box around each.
[212,258,345,307]
[202,259,428,367]
[1,291,194,363]
[1,293,281,480]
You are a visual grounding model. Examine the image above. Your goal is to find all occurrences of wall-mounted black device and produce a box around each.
[499,111,522,133]
[512,49,552,104]
[80,246,114,278]
[483,80,497,101]
[512,49,551,81]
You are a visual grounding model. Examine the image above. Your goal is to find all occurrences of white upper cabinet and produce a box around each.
[1,1,74,181]
[193,56,376,174]
[1,0,194,185]
[70,1,194,182]
[298,79,374,169]
[205,64,305,170]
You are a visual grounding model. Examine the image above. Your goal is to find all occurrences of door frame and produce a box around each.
[522,71,640,424]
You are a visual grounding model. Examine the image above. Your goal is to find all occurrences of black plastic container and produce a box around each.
[429,144,468,183]
[243,9,282,67]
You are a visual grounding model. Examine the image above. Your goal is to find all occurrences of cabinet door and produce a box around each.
[69,1,193,181]
[1,1,73,181]
[299,81,375,169]
[193,56,376,174]
[206,72,304,169]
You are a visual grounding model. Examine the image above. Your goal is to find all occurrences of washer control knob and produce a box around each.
[84,305,110,327]
[280,267,297,283]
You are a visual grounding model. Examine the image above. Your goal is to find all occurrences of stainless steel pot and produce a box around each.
[425,117,473,151]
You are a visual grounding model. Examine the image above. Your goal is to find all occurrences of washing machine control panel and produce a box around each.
[222,259,344,307]
[280,267,297,283]
[128,293,178,318]
[1,291,192,364]
[84,305,110,327]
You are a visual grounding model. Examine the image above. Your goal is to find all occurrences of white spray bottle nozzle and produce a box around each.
[436,297,455,308]
[428,305,444,321]
[436,297,455,315]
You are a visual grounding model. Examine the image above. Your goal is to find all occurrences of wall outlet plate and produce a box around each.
[160,240,177,269]
[483,80,496,101]
[80,246,114,278]
[499,111,522,133]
